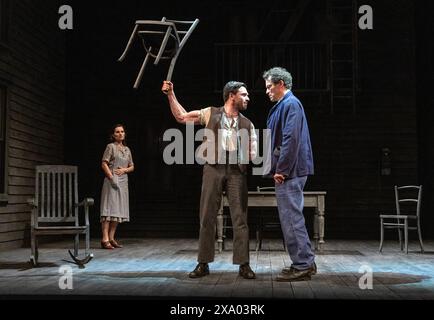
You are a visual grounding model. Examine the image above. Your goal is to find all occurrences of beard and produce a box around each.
[236,101,248,111]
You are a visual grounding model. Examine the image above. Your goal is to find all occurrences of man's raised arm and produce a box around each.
[161,81,201,124]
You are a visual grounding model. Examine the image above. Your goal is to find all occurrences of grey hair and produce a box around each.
[222,81,247,103]
[262,67,292,90]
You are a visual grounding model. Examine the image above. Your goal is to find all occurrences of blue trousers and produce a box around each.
[275,176,315,270]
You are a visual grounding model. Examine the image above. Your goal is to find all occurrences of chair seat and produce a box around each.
[33,226,87,235]
[380,214,413,219]
[383,222,405,227]
[383,224,418,230]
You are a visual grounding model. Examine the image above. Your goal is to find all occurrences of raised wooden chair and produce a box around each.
[118,17,199,88]
[27,165,94,267]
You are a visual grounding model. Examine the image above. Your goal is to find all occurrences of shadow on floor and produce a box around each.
[0,261,59,271]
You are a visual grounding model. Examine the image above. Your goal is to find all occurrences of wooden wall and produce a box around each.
[0,0,65,250]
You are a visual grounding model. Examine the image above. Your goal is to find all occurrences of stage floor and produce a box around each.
[0,238,433,300]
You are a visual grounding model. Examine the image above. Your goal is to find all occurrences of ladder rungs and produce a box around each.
[333,95,353,98]
[330,6,353,10]
[331,59,354,63]
[271,9,294,14]
[332,42,352,46]
[335,23,353,27]
[334,87,354,90]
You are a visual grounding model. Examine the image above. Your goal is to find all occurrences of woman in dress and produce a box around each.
[100,124,134,249]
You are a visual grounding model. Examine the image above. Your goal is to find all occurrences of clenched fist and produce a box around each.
[162,81,173,94]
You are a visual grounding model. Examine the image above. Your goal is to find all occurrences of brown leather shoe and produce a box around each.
[282,262,317,276]
[189,263,209,278]
[276,267,311,282]
[239,263,256,279]
[109,239,123,248]
[101,240,114,249]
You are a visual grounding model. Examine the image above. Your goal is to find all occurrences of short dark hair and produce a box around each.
[222,81,247,103]
[262,67,292,90]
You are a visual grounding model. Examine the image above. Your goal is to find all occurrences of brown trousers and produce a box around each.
[198,164,250,265]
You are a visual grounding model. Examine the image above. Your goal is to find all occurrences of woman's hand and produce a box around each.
[114,168,127,176]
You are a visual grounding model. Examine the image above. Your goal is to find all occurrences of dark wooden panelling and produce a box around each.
[0,0,65,250]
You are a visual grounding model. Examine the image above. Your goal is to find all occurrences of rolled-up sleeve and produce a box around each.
[199,107,212,126]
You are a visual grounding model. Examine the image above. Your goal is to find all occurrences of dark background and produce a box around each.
[62,0,434,240]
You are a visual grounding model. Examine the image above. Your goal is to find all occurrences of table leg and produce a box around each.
[317,195,325,251]
[314,209,319,250]
[216,197,224,253]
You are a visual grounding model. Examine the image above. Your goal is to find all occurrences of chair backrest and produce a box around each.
[34,165,79,225]
[257,186,275,192]
[394,185,422,217]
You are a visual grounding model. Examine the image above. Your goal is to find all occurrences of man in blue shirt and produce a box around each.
[263,67,316,281]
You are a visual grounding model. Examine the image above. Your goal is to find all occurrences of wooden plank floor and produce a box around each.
[0,238,434,299]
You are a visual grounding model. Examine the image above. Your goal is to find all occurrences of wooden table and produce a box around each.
[217,191,326,252]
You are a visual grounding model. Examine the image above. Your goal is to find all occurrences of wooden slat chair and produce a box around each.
[379,185,424,254]
[27,165,94,267]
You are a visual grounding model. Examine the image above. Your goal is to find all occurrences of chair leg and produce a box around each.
[255,214,262,252]
[30,233,38,267]
[222,216,227,251]
[379,219,384,252]
[86,227,90,256]
[404,220,408,254]
[256,229,263,252]
[398,228,403,251]
[417,221,424,253]
[255,229,260,252]
[35,238,39,262]
[74,234,79,257]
